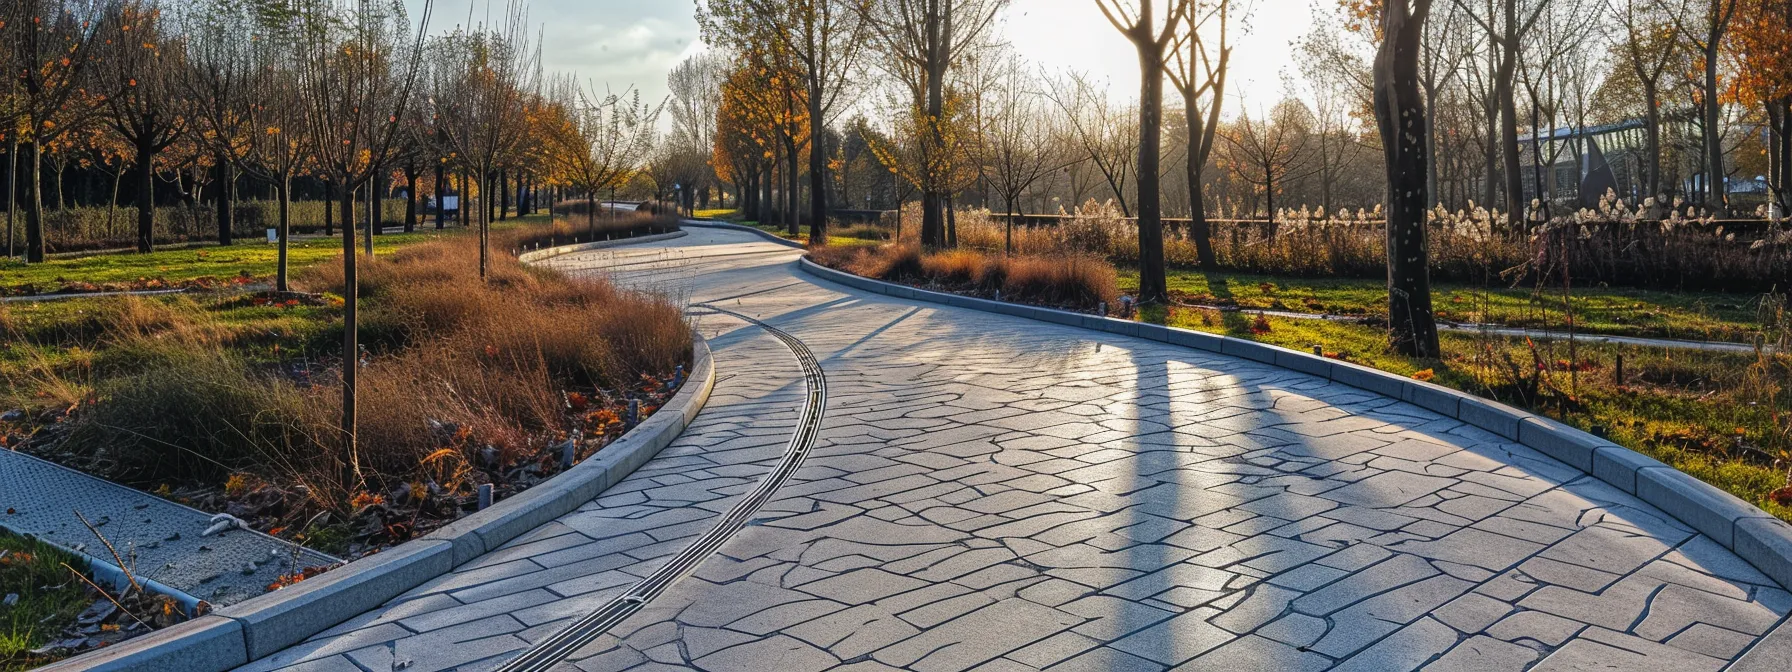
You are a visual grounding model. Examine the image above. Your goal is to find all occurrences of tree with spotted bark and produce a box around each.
[1370,0,1441,357]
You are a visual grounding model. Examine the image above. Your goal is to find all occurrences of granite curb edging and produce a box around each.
[40,320,717,672]
[514,229,688,263]
[794,256,1792,598]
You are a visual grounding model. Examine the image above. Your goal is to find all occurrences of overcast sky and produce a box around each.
[416,0,1311,120]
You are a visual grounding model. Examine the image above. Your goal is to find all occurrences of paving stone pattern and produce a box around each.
[247,228,1792,671]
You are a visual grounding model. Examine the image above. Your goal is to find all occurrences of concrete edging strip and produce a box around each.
[515,230,688,263]
[793,255,1792,593]
[679,219,807,249]
[42,331,717,672]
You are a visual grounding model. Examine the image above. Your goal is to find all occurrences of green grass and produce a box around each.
[693,208,738,220]
[0,533,93,671]
[1147,304,1792,522]
[1121,266,1768,344]
[1,214,552,294]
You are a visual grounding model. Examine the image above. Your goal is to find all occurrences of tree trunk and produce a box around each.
[277,175,291,292]
[1497,39,1525,225]
[1643,84,1663,204]
[1702,46,1726,215]
[324,180,335,236]
[25,141,44,262]
[1133,30,1168,304]
[339,180,360,491]
[434,162,445,229]
[135,140,155,254]
[405,169,418,232]
[499,169,509,220]
[5,138,14,259]
[216,156,234,245]
[807,94,828,244]
[1375,0,1440,358]
[1424,82,1440,208]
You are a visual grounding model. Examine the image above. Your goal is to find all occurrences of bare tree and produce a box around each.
[976,52,1058,253]
[1663,0,1739,213]
[294,0,430,491]
[9,0,106,262]
[1168,0,1234,268]
[98,0,189,254]
[430,0,537,278]
[1047,72,1139,216]
[544,77,661,234]
[861,0,1007,247]
[1221,97,1316,230]
[667,52,728,208]
[1610,0,1678,203]
[1097,0,1190,303]
[1455,0,1561,225]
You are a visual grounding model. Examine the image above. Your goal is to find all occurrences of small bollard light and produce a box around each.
[627,399,640,426]
[560,431,580,469]
[1120,296,1135,318]
[672,365,685,389]
[1098,301,1107,316]
[477,483,493,510]
[1614,354,1625,386]
[1313,345,1324,356]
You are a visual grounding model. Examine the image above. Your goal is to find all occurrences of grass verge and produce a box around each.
[1,214,552,296]
[1119,266,1769,344]
[1,215,691,559]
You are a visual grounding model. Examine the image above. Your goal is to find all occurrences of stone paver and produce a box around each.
[244,227,1792,671]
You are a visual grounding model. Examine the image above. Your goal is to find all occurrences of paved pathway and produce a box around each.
[247,227,1792,671]
[0,446,337,608]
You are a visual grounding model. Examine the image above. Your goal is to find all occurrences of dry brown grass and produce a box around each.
[889,200,1792,292]
[58,234,690,500]
[812,244,1118,310]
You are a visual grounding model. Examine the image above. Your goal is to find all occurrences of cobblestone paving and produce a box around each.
[246,227,1792,671]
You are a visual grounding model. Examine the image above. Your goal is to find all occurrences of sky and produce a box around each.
[414,0,1312,120]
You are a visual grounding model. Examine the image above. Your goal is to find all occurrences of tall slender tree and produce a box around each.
[1098,0,1188,304]
[294,0,430,492]
[9,0,106,262]
[98,0,189,254]
[1167,0,1232,268]
[1372,0,1442,356]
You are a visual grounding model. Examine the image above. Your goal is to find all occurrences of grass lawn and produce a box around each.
[1120,266,1770,344]
[1145,303,1792,522]
[1,214,552,294]
[0,534,92,671]
[693,208,738,220]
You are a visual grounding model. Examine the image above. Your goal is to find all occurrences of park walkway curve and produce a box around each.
[241,225,1792,672]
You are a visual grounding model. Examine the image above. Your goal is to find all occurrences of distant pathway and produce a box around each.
[245,226,1791,671]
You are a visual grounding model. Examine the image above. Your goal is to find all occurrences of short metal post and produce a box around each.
[627,399,640,427]
[1097,302,1107,316]
[560,436,578,469]
[672,365,685,389]
[1614,354,1624,386]
[477,484,493,510]
[1313,345,1324,357]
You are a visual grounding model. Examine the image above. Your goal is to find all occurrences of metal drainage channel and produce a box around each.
[496,304,827,672]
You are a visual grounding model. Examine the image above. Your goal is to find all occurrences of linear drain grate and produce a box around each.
[495,305,826,672]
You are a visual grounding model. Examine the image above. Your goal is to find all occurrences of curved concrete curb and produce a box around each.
[680,219,806,250]
[41,336,716,672]
[796,256,1792,593]
[515,230,688,263]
